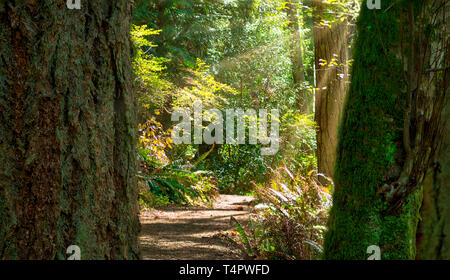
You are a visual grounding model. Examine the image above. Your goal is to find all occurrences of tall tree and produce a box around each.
[416,4,450,259]
[416,71,449,259]
[284,0,311,114]
[312,0,351,182]
[0,1,140,259]
[324,0,448,259]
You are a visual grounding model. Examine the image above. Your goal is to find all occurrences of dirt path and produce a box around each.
[139,195,253,260]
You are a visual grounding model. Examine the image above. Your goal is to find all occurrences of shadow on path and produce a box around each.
[139,195,254,260]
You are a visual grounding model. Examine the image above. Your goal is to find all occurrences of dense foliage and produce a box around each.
[131,0,325,200]
[130,0,358,259]
[130,0,448,261]
[229,167,332,260]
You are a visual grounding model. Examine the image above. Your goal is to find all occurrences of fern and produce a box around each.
[138,148,218,206]
[231,216,253,256]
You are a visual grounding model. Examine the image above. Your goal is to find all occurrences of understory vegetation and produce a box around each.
[229,167,332,259]
[131,0,355,259]
[129,0,448,260]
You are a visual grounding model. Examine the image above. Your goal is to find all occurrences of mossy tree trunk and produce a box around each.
[0,1,140,259]
[324,0,448,260]
[312,0,350,182]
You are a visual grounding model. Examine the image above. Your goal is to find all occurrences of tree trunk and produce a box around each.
[416,84,450,259]
[416,6,450,259]
[324,0,448,260]
[284,0,311,114]
[312,0,350,182]
[0,1,140,259]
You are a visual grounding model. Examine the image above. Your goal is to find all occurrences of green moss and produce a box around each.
[323,0,424,260]
[381,189,422,259]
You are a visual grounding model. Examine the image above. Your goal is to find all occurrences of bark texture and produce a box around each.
[416,87,449,259]
[416,6,450,258]
[312,0,350,182]
[324,0,448,259]
[0,1,140,259]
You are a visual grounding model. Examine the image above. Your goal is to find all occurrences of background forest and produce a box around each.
[131,0,449,260]
[0,0,447,260]
[132,0,359,260]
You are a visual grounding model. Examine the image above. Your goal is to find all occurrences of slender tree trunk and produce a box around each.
[312,0,350,182]
[285,0,311,114]
[324,0,448,259]
[0,1,140,259]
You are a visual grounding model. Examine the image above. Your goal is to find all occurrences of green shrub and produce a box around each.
[138,191,171,210]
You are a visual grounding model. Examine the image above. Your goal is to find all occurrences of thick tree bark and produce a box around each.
[416,84,449,259]
[324,0,448,259]
[312,0,350,182]
[284,0,311,114]
[0,1,140,259]
[416,7,450,259]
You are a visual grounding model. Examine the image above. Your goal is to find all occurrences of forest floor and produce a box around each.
[139,194,255,260]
